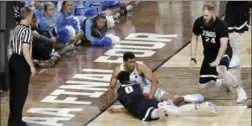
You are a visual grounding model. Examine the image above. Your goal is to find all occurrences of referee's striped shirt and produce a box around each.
[10,24,33,55]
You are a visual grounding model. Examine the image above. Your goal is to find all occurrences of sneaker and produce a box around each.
[126,5,133,11]
[236,87,247,103]
[8,121,29,126]
[201,102,219,114]
[158,100,181,116]
[184,94,204,103]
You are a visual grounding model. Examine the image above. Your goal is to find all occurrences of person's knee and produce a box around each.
[160,92,174,102]
[199,74,218,88]
[172,95,184,105]
[199,80,216,89]
[150,109,160,119]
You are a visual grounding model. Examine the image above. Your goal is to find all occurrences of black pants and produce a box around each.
[32,35,53,60]
[8,54,30,124]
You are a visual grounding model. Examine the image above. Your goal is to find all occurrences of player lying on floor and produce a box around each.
[102,71,219,121]
[100,52,205,110]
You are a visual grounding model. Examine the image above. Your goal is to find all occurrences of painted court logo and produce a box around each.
[22,33,177,126]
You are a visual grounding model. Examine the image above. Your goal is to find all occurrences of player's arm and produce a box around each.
[191,33,199,60]
[105,67,119,107]
[216,38,228,61]
[22,30,35,69]
[138,63,158,99]
[108,107,127,113]
[215,22,229,62]
[191,19,200,60]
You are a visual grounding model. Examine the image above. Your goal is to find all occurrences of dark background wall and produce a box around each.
[0,1,16,91]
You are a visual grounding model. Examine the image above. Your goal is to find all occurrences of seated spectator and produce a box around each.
[74,11,112,46]
[85,0,103,14]
[39,2,57,41]
[56,1,73,33]
[13,1,25,23]
[101,1,132,17]
[31,14,53,59]
[72,1,86,23]
[33,1,43,21]
[84,0,124,17]
[31,14,61,68]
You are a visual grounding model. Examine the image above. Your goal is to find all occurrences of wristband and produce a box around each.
[191,58,197,64]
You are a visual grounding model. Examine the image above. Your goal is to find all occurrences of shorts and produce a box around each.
[224,2,250,33]
[199,53,232,84]
[136,98,159,121]
[143,78,166,102]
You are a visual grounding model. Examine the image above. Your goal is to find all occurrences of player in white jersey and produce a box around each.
[101,52,205,111]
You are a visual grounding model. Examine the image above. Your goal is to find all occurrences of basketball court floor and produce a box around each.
[0,1,251,126]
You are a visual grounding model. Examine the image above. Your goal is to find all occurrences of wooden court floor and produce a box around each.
[89,25,251,126]
[1,1,251,126]
[88,1,251,126]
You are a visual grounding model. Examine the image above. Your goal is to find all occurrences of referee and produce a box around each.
[8,7,36,126]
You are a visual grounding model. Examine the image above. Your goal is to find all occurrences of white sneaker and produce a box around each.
[229,55,241,68]
[158,100,181,116]
[184,94,204,103]
[200,102,219,114]
[236,87,247,103]
[126,5,133,11]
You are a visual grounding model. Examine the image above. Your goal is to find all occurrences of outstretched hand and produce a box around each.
[189,60,197,68]
[100,103,109,112]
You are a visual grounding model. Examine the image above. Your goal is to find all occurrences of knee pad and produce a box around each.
[150,109,160,119]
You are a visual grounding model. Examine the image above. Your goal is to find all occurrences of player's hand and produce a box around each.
[100,104,108,112]
[189,60,197,68]
[209,59,220,67]
[149,95,155,99]
[107,107,118,113]
[30,66,37,77]
[32,31,40,39]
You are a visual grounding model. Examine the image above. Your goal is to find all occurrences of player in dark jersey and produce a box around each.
[116,71,164,121]
[107,71,219,120]
[189,2,247,103]
[224,2,251,67]
[224,1,250,103]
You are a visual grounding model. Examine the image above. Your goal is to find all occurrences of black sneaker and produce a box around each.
[8,121,29,126]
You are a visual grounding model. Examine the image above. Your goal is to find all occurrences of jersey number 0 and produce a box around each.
[125,86,134,94]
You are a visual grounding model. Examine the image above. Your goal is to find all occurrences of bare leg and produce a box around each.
[160,93,204,105]
[160,93,184,105]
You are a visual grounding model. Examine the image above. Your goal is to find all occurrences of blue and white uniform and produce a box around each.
[119,63,166,101]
